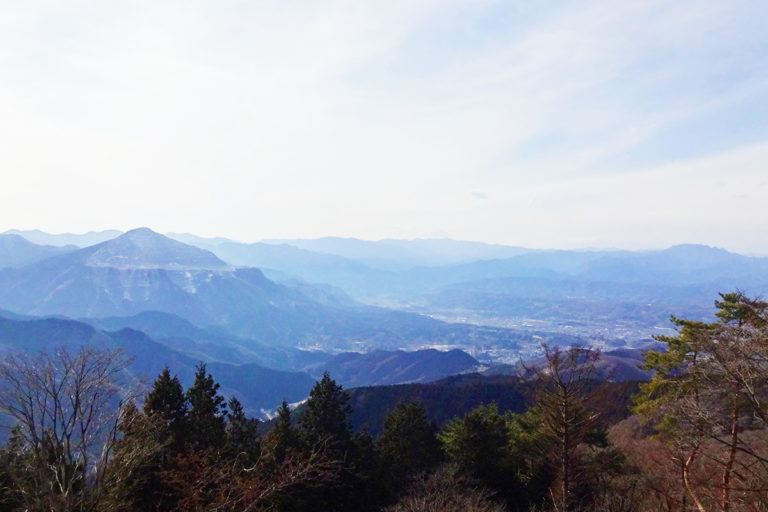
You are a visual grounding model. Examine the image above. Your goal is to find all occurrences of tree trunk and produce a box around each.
[684,444,707,512]
[561,396,570,512]
[721,406,739,512]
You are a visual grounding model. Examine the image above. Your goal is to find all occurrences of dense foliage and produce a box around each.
[0,291,766,511]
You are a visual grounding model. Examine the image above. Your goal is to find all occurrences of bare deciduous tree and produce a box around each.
[0,346,131,511]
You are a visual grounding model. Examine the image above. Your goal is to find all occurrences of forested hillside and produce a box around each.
[1,292,766,511]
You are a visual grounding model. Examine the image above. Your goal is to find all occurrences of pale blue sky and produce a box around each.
[1,1,767,252]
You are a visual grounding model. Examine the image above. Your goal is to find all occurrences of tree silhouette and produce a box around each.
[186,362,227,450]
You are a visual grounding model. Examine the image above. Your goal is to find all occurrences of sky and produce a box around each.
[1,1,767,253]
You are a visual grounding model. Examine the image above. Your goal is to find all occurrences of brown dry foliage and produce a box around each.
[383,464,505,512]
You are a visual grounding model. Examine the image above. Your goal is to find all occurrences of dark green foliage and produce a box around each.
[505,409,552,506]
[143,366,187,451]
[378,401,442,485]
[5,295,760,512]
[186,362,227,450]
[348,430,389,507]
[440,403,552,508]
[575,442,640,511]
[225,396,261,463]
[0,428,27,510]
[299,372,352,448]
[0,428,86,511]
[346,374,531,435]
[441,403,510,483]
[104,402,171,512]
[287,373,362,512]
[270,400,299,464]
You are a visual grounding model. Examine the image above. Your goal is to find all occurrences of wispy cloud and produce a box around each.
[0,1,766,251]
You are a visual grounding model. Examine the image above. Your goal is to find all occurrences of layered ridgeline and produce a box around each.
[170,235,768,343]
[0,228,562,417]
[281,372,640,436]
[0,314,315,415]
[0,228,529,351]
[8,228,767,351]
[2,228,122,247]
[170,233,531,270]
[0,313,482,416]
[82,311,483,387]
[0,233,76,268]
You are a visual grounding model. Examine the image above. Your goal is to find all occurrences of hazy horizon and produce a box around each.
[5,226,768,257]
[2,1,767,252]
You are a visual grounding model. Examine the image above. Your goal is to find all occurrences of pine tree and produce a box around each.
[299,372,352,448]
[440,403,510,483]
[186,363,227,451]
[636,292,768,512]
[0,427,27,509]
[271,400,298,464]
[103,402,170,511]
[144,366,188,450]
[378,401,441,483]
[226,396,261,464]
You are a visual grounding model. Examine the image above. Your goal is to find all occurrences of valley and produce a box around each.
[1,227,765,416]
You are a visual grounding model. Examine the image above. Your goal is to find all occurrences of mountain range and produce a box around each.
[0,312,487,416]
[3,229,122,247]
[159,233,768,340]
[3,229,766,348]
[0,228,532,354]
[0,313,315,415]
[0,234,75,268]
[3,226,763,420]
[5,227,768,351]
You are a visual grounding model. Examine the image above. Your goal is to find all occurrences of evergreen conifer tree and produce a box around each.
[299,372,352,448]
[378,401,441,482]
[226,396,260,463]
[440,403,510,482]
[186,363,227,450]
[271,400,298,464]
[144,366,187,451]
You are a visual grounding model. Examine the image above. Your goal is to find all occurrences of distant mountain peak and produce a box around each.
[122,226,157,237]
[659,244,739,264]
[84,227,228,269]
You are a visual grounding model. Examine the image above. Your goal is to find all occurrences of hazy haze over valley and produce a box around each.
[2,4,768,510]
[2,228,767,368]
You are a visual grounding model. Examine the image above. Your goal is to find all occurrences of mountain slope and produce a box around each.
[483,346,656,382]
[261,237,530,269]
[0,234,76,268]
[343,374,640,435]
[0,228,534,352]
[84,310,329,371]
[305,348,480,387]
[3,229,123,247]
[0,228,313,336]
[0,314,315,416]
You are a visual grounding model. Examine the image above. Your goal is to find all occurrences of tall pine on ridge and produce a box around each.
[186,362,227,450]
